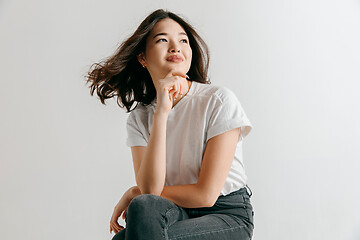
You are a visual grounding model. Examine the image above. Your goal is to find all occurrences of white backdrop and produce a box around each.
[1,0,359,239]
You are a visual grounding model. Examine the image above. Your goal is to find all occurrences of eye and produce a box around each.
[181,39,188,43]
[156,38,167,43]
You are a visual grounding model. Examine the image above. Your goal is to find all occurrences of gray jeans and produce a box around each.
[112,186,254,240]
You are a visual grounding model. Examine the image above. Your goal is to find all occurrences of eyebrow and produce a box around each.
[152,32,188,39]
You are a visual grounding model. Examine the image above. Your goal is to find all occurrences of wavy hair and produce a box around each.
[85,9,210,113]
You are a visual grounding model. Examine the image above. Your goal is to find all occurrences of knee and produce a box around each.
[131,194,163,205]
[127,194,163,215]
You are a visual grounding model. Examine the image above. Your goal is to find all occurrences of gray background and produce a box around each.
[1,0,359,239]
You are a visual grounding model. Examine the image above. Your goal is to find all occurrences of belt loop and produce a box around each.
[245,184,253,197]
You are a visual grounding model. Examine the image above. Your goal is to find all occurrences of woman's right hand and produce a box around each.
[155,70,188,115]
[110,186,141,234]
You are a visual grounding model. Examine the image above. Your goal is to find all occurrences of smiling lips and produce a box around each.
[166,55,184,62]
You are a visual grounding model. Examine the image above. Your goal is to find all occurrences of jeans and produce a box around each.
[111,186,254,240]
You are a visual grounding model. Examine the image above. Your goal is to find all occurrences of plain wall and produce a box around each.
[1,0,359,239]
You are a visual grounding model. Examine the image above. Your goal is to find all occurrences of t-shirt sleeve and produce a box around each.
[206,87,253,143]
[126,111,148,147]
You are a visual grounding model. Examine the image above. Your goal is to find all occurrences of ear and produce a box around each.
[137,52,146,67]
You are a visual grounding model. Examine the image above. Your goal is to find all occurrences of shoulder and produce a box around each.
[213,86,238,103]
[127,102,152,123]
[195,82,238,104]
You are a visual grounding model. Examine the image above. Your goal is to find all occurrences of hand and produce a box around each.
[155,70,188,114]
[110,186,141,234]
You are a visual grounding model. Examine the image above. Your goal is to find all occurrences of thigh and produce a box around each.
[167,187,254,240]
[125,194,190,226]
[112,194,190,240]
[167,213,252,240]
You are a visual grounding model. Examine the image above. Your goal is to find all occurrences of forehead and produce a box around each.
[150,18,186,36]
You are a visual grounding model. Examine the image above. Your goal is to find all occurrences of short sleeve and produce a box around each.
[206,88,253,143]
[126,112,148,147]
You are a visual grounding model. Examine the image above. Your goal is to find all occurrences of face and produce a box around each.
[137,18,192,84]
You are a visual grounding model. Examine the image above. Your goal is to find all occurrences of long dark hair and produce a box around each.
[85,9,210,113]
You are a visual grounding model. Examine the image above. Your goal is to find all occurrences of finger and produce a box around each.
[161,76,182,91]
[170,80,178,100]
[169,89,177,101]
[161,73,185,89]
[115,224,124,232]
[171,80,177,99]
[177,80,181,98]
[112,221,120,228]
[166,70,175,78]
[172,81,179,100]
[111,222,121,233]
[165,70,181,81]
[169,88,176,97]
[166,78,177,91]
[161,71,186,84]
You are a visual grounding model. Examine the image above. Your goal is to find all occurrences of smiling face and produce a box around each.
[137,18,192,84]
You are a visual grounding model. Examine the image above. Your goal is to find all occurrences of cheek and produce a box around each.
[188,46,193,57]
[146,50,162,65]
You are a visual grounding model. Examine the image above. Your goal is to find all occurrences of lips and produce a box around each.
[166,55,184,62]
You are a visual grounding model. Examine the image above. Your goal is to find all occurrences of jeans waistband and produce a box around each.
[245,184,253,197]
[221,185,253,197]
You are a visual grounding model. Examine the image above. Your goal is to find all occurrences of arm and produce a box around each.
[161,128,240,208]
[130,184,208,208]
[132,71,190,195]
[135,112,168,195]
[197,127,241,206]
[160,184,209,208]
[132,128,240,208]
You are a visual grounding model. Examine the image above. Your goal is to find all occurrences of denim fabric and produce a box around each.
[111,186,254,240]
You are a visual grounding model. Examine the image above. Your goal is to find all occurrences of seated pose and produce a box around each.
[86,8,254,240]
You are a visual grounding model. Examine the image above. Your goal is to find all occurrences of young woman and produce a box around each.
[86,9,254,240]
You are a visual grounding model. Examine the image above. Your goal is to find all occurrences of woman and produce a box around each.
[86,8,254,240]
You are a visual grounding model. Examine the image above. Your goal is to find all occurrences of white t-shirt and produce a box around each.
[126,81,253,196]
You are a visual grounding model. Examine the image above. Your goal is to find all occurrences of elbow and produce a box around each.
[199,186,218,208]
[138,185,164,196]
[136,177,164,196]
[141,190,162,196]
[204,196,217,208]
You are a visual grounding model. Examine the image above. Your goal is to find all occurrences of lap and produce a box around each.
[113,187,254,240]
[167,213,252,240]
[125,194,189,224]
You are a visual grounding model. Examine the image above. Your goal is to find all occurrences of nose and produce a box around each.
[169,42,180,53]
[169,48,180,53]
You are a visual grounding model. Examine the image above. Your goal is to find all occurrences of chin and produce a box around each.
[163,66,186,74]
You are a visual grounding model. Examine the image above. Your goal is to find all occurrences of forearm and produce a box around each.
[130,184,210,208]
[136,112,168,195]
[160,184,211,208]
